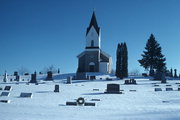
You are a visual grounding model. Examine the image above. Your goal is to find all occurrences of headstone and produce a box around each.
[3,71,8,82]
[166,85,171,86]
[154,85,159,87]
[1,92,10,96]
[93,89,99,91]
[154,88,162,91]
[91,99,100,101]
[20,92,33,98]
[67,76,72,84]
[30,72,37,83]
[0,100,10,103]
[54,85,59,92]
[45,71,53,81]
[124,79,136,85]
[104,84,122,94]
[84,102,95,106]
[4,86,12,91]
[0,87,3,90]
[129,90,136,92]
[66,102,77,106]
[178,88,180,91]
[166,88,173,91]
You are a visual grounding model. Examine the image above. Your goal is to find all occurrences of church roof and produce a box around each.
[86,11,100,35]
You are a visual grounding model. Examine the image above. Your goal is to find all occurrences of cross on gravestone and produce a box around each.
[45,71,53,81]
[104,84,122,94]
[20,93,33,98]
[54,85,59,92]
[4,86,12,91]
[1,92,10,96]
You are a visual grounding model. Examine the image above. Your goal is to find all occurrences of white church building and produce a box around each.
[76,11,112,78]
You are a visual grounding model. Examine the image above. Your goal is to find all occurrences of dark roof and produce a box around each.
[86,11,100,35]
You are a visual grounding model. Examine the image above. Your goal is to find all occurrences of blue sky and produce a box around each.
[0,0,180,74]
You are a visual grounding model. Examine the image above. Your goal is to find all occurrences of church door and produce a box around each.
[89,62,95,72]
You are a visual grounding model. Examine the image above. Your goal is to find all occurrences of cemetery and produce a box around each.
[0,1,180,120]
[0,73,180,120]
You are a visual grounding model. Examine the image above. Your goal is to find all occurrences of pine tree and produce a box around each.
[116,42,128,79]
[138,34,166,77]
[122,43,128,77]
[115,43,121,78]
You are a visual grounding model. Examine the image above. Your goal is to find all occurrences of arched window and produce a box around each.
[91,40,94,47]
[89,62,95,72]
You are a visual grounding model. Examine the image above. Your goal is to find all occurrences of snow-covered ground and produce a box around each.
[0,74,180,120]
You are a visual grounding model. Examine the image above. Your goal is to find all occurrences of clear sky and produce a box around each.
[0,0,180,75]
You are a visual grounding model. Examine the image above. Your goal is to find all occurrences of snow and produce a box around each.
[0,74,180,120]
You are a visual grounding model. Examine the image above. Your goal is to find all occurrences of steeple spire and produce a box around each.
[86,11,100,35]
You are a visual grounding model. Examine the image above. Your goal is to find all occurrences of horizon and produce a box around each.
[0,0,180,75]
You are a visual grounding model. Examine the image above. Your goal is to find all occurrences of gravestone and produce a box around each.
[166,88,173,91]
[84,102,95,106]
[3,71,8,82]
[0,100,10,103]
[45,71,53,81]
[104,84,122,94]
[66,102,77,106]
[67,76,72,84]
[54,85,59,92]
[178,88,180,91]
[4,86,12,91]
[1,92,10,96]
[30,72,37,83]
[155,88,162,91]
[20,92,33,98]
[124,79,136,85]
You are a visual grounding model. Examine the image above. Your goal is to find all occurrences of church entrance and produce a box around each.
[89,62,95,72]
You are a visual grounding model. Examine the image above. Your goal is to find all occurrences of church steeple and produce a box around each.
[86,11,100,35]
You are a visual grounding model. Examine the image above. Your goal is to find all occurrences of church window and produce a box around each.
[91,40,94,47]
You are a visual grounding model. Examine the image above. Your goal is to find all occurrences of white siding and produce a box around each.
[86,26,101,48]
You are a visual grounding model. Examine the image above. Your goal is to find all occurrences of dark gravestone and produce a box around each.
[155,88,162,91]
[46,71,53,81]
[104,84,122,94]
[67,76,72,84]
[0,100,10,103]
[4,86,12,91]
[30,72,37,83]
[178,88,180,91]
[1,92,10,96]
[20,92,33,98]
[66,102,77,106]
[54,85,59,92]
[84,102,95,106]
[124,79,136,85]
[166,88,173,91]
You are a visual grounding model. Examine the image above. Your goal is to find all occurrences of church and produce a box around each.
[76,11,112,78]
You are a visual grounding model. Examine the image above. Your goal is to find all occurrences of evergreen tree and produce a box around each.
[115,43,121,78]
[122,43,128,77]
[138,34,166,77]
[116,42,128,79]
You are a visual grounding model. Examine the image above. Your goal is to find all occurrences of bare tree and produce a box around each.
[129,69,140,76]
[18,66,30,75]
[41,65,58,74]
